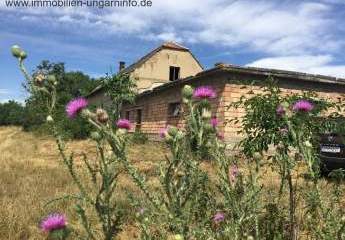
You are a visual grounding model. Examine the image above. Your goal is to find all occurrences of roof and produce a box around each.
[135,63,345,98]
[120,41,203,74]
[87,41,203,97]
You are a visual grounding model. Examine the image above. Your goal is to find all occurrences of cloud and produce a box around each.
[0,98,25,104]
[247,55,345,78]
[0,89,10,95]
[1,0,343,56]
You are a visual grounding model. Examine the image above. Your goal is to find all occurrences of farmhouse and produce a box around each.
[87,42,345,146]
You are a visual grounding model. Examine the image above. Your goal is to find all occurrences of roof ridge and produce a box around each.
[161,41,189,50]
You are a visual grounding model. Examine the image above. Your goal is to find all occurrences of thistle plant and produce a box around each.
[13,45,345,240]
[210,130,262,240]
[304,170,345,240]
[229,79,345,239]
[12,45,130,240]
[130,86,218,238]
[184,85,218,158]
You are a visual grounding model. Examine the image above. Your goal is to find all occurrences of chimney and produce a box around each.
[214,62,227,68]
[119,61,126,72]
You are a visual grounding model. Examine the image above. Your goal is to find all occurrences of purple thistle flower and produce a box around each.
[292,99,314,112]
[66,97,88,119]
[40,213,67,232]
[159,128,168,138]
[210,117,218,128]
[217,132,224,141]
[228,165,239,183]
[213,212,225,224]
[193,86,216,99]
[116,119,131,130]
[276,105,285,117]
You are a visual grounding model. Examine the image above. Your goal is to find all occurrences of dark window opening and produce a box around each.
[168,102,181,117]
[136,109,142,124]
[169,66,180,81]
[125,111,130,120]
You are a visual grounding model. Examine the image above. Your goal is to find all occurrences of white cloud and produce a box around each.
[0,89,10,95]
[247,55,345,78]
[1,0,343,56]
[0,98,25,104]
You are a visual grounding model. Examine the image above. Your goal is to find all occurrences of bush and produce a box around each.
[21,61,101,139]
[0,100,25,126]
[131,129,149,144]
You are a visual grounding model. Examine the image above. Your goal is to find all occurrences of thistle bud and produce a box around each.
[11,45,23,58]
[165,133,173,143]
[201,108,212,119]
[96,108,109,124]
[182,85,193,100]
[204,123,213,132]
[34,73,46,86]
[304,140,312,148]
[90,131,102,141]
[46,115,54,122]
[47,75,57,85]
[175,130,184,140]
[19,50,27,60]
[281,101,289,109]
[167,126,178,137]
[81,109,95,119]
[117,128,128,135]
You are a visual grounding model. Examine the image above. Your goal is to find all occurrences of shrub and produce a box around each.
[0,100,25,126]
[131,129,149,144]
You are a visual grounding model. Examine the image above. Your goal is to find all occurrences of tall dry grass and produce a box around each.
[0,127,166,240]
[0,127,344,239]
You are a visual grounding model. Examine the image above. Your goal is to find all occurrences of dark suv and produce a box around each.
[319,133,345,174]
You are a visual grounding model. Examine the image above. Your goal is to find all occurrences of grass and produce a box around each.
[0,126,166,239]
[0,127,344,239]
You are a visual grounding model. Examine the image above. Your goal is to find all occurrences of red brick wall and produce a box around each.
[122,76,227,138]
[223,76,345,146]
[122,71,345,144]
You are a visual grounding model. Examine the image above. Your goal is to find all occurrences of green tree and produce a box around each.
[102,73,136,121]
[22,60,101,138]
[0,100,25,125]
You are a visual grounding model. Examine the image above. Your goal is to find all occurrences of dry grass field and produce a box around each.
[1,126,344,240]
[0,126,169,240]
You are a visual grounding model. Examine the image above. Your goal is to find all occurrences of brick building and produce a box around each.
[87,42,345,145]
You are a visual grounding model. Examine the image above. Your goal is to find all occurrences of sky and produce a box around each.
[1,0,345,103]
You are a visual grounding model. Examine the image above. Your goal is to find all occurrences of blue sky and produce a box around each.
[1,0,345,103]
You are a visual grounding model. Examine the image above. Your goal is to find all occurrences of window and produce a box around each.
[168,102,181,117]
[125,111,130,120]
[136,109,142,124]
[169,66,180,81]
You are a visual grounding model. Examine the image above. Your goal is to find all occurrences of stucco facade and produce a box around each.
[132,47,203,92]
[87,42,203,106]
